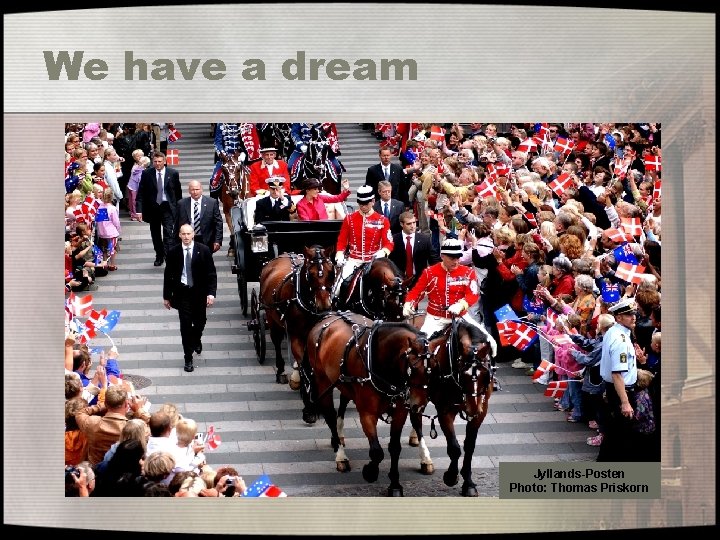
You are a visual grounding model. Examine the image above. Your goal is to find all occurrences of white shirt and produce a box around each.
[181,242,194,286]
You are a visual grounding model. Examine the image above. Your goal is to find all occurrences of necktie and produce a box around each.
[384,166,389,181]
[274,197,281,210]
[156,172,163,204]
[405,236,414,278]
[384,202,389,218]
[184,247,193,287]
[193,201,201,236]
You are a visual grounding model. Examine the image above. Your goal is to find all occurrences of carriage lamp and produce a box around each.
[250,224,269,253]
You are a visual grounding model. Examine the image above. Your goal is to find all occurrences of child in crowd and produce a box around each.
[127,150,148,220]
[96,188,121,272]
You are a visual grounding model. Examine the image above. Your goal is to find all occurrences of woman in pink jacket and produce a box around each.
[96,188,121,271]
[296,177,350,221]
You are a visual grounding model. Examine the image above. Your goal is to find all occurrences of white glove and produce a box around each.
[402,303,416,318]
[238,152,246,163]
[335,252,345,265]
[300,144,308,153]
[374,249,387,259]
[448,301,465,316]
[487,334,498,358]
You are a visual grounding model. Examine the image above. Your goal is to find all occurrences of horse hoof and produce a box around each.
[336,460,350,473]
[462,485,479,497]
[387,486,404,497]
[443,471,459,487]
[408,434,419,447]
[227,249,235,258]
[339,437,345,446]
[288,369,301,390]
[420,463,434,475]
[362,464,379,483]
[276,372,289,385]
[302,410,317,424]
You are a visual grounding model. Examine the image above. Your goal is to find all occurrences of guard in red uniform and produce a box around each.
[248,147,293,197]
[403,238,497,357]
[333,185,394,296]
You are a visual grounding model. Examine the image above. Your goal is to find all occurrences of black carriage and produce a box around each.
[230,200,344,363]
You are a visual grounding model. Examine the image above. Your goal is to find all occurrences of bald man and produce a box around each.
[175,180,224,253]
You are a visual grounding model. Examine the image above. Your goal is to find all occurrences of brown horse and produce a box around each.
[333,258,408,322]
[258,245,335,387]
[300,312,433,496]
[218,151,250,257]
[407,316,494,496]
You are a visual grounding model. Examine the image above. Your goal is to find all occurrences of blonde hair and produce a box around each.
[102,187,114,204]
[158,403,182,427]
[132,148,144,161]
[121,418,149,451]
[175,418,197,447]
[494,226,516,246]
[143,451,176,481]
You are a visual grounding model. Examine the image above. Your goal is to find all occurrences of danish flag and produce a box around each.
[205,424,221,450]
[518,139,537,154]
[167,127,182,143]
[615,262,647,284]
[606,228,634,244]
[68,293,93,317]
[532,359,555,380]
[620,217,643,237]
[475,179,498,199]
[166,149,180,166]
[484,162,498,182]
[532,124,549,146]
[545,308,559,326]
[653,179,662,200]
[494,162,511,177]
[553,137,575,156]
[87,309,108,328]
[544,380,568,398]
[524,213,537,227]
[643,155,661,171]
[548,173,574,197]
[77,319,97,344]
[496,320,538,351]
[612,156,630,179]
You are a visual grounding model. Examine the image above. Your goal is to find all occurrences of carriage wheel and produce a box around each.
[237,272,248,317]
[250,289,266,364]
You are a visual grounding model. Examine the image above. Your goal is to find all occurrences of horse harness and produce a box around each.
[341,261,405,320]
[308,313,432,415]
[267,250,332,317]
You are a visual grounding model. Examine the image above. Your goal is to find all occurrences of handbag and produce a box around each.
[632,388,656,434]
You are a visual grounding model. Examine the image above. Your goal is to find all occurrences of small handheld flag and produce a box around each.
[544,380,568,398]
[494,304,520,322]
[241,474,287,498]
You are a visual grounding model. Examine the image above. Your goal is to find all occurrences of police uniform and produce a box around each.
[597,297,642,462]
[334,186,394,288]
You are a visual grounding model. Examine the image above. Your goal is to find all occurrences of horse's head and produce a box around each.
[402,329,434,413]
[454,321,493,419]
[302,245,335,312]
[221,151,247,199]
[365,259,407,322]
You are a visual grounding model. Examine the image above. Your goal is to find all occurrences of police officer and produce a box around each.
[597,297,640,461]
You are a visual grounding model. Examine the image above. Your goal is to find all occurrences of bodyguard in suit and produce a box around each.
[136,152,182,266]
[175,180,224,253]
[163,224,218,372]
[253,176,296,224]
[365,148,410,206]
[373,180,405,235]
[389,210,440,288]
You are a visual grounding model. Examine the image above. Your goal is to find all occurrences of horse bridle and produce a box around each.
[222,154,247,200]
[351,263,406,321]
[297,249,334,315]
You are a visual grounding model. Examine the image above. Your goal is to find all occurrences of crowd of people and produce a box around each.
[64,121,662,496]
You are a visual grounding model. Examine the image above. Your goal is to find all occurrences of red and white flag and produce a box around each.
[548,173,574,198]
[643,155,661,172]
[167,127,182,143]
[653,179,662,201]
[475,179,498,200]
[87,309,108,328]
[524,213,537,227]
[620,217,642,237]
[494,162,511,178]
[553,136,574,156]
[205,424,221,450]
[532,124,549,146]
[615,262,647,284]
[166,149,180,166]
[532,359,555,380]
[484,162,498,182]
[496,320,538,350]
[605,228,634,244]
[544,380,568,398]
[612,156,630,179]
[545,308,559,326]
[69,293,93,317]
[549,333,574,347]
[518,139,537,154]
[78,319,97,344]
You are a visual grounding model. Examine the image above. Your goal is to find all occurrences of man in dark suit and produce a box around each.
[365,148,410,206]
[163,224,218,372]
[373,180,405,235]
[253,176,296,224]
[175,180,224,254]
[136,152,182,266]
[389,210,440,288]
